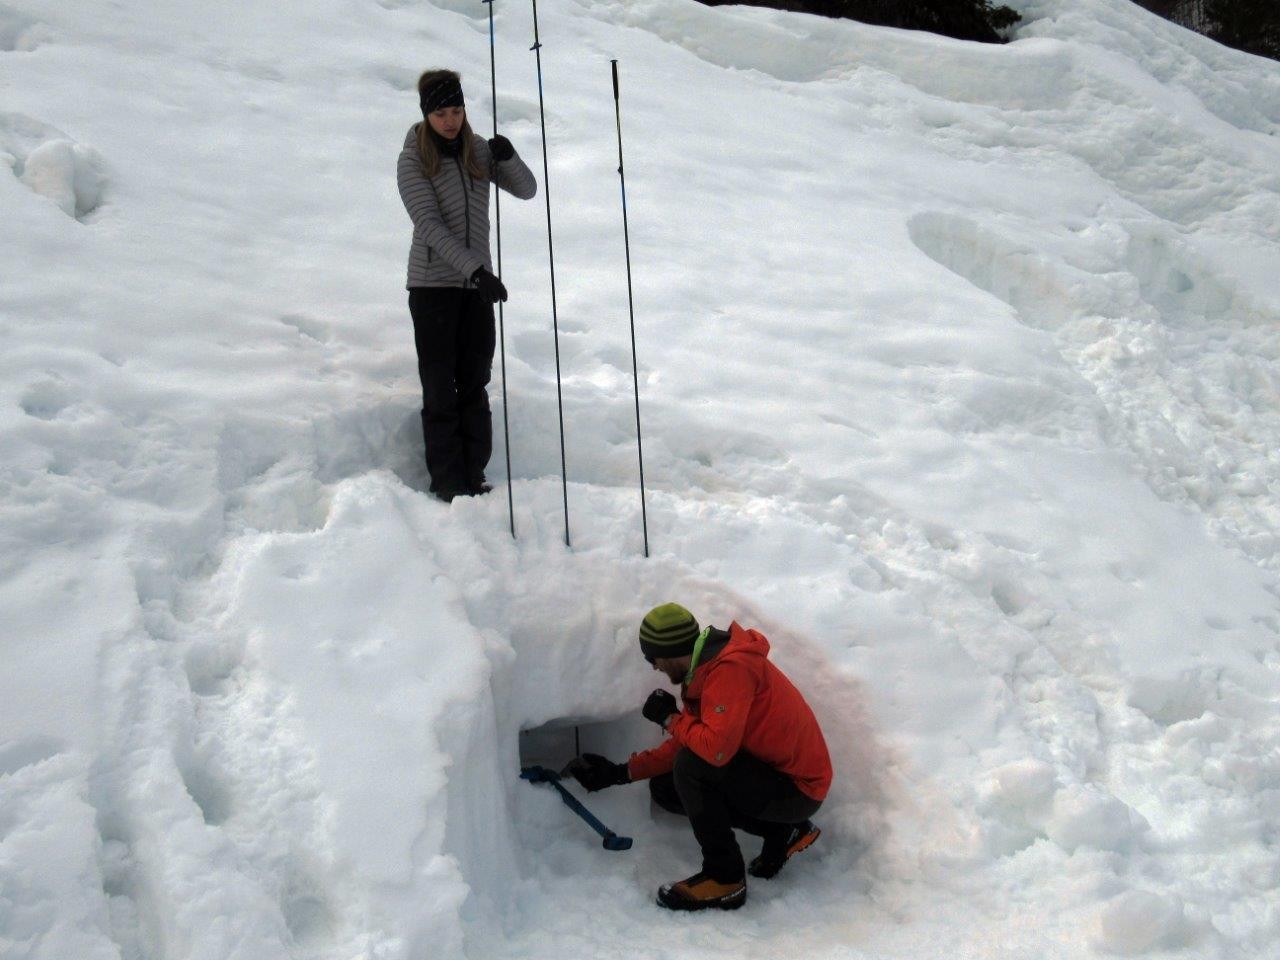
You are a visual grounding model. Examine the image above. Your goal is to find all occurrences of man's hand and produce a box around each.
[642,688,678,728]
[562,753,630,793]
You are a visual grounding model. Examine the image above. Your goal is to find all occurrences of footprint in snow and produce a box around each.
[19,378,74,420]
[0,4,54,51]
[0,112,108,220]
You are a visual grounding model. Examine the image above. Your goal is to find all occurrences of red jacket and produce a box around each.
[626,623,833,801]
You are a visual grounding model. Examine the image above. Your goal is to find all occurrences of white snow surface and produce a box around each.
[2,0,1279,957]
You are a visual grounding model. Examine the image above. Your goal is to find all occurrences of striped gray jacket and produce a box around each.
[397,124,537,289]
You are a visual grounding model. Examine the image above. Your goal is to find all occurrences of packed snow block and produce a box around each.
[1094,889,1188,955]
[986,759,1057,809]
[1045,785,1149,853]
[977,758,1059,853]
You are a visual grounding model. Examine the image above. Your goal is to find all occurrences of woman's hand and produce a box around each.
[471,267,508,304]
[487,135,514,162]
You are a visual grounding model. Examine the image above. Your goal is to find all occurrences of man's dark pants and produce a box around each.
[650,748,822,882]
[408,288,495,493]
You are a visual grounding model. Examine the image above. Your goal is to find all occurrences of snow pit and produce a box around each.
[516,715,664,856]
[518,716,652,777]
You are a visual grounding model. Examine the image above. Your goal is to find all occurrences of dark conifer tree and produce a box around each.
[1132,0,1279,62]
[698,0,1021,44]
[1204,0,1280,60]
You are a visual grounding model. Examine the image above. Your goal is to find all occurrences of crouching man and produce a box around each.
[566,602,833,911]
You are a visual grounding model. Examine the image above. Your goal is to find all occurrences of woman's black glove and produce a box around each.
[642,689,679,728]
[487,134,514,161]
[563,753,630,792]
[471,267,508,304]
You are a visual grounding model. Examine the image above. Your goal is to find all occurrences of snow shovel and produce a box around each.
[520,765,633,851]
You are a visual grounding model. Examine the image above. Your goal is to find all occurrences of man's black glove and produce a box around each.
[471,266,508,304]
[562,753,630,793]
[642,689,679,728]
[487,134,514,162]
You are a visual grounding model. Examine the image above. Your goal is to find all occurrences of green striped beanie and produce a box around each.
[638,603,700,661]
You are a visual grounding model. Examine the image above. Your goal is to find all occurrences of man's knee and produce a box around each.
[648,773,684,815]
[672,747,725,788]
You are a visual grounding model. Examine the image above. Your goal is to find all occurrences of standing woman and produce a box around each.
[397,69,537,502]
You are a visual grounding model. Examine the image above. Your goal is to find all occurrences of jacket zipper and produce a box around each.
[452,156,474,286]
[453,158,471,235]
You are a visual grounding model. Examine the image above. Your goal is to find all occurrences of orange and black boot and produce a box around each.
[656,872,747,911]
[748,821,821,879]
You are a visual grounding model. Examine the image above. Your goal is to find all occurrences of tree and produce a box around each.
[697,1,1022,44]
[1205,0,1280,60]
[1132,0,1279,61]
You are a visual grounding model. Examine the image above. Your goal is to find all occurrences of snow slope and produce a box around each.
[1,0,1278,957]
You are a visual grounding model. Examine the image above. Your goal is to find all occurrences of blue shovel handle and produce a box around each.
[521,766,634,851]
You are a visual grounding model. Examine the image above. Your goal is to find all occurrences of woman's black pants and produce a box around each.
[649,749,822,882]
[408,287,496,493]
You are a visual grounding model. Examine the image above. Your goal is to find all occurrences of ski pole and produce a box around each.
[520,765,633,851]
[529,0,572,548]
[484,0,516,540]
[610,60,650,559]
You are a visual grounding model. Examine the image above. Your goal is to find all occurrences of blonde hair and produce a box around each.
[416,69,487,180]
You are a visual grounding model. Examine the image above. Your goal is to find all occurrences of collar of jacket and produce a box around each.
[430,129,464,156]
[682,626,732,691]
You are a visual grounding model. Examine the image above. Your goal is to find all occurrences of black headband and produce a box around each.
[420,77,465,115]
